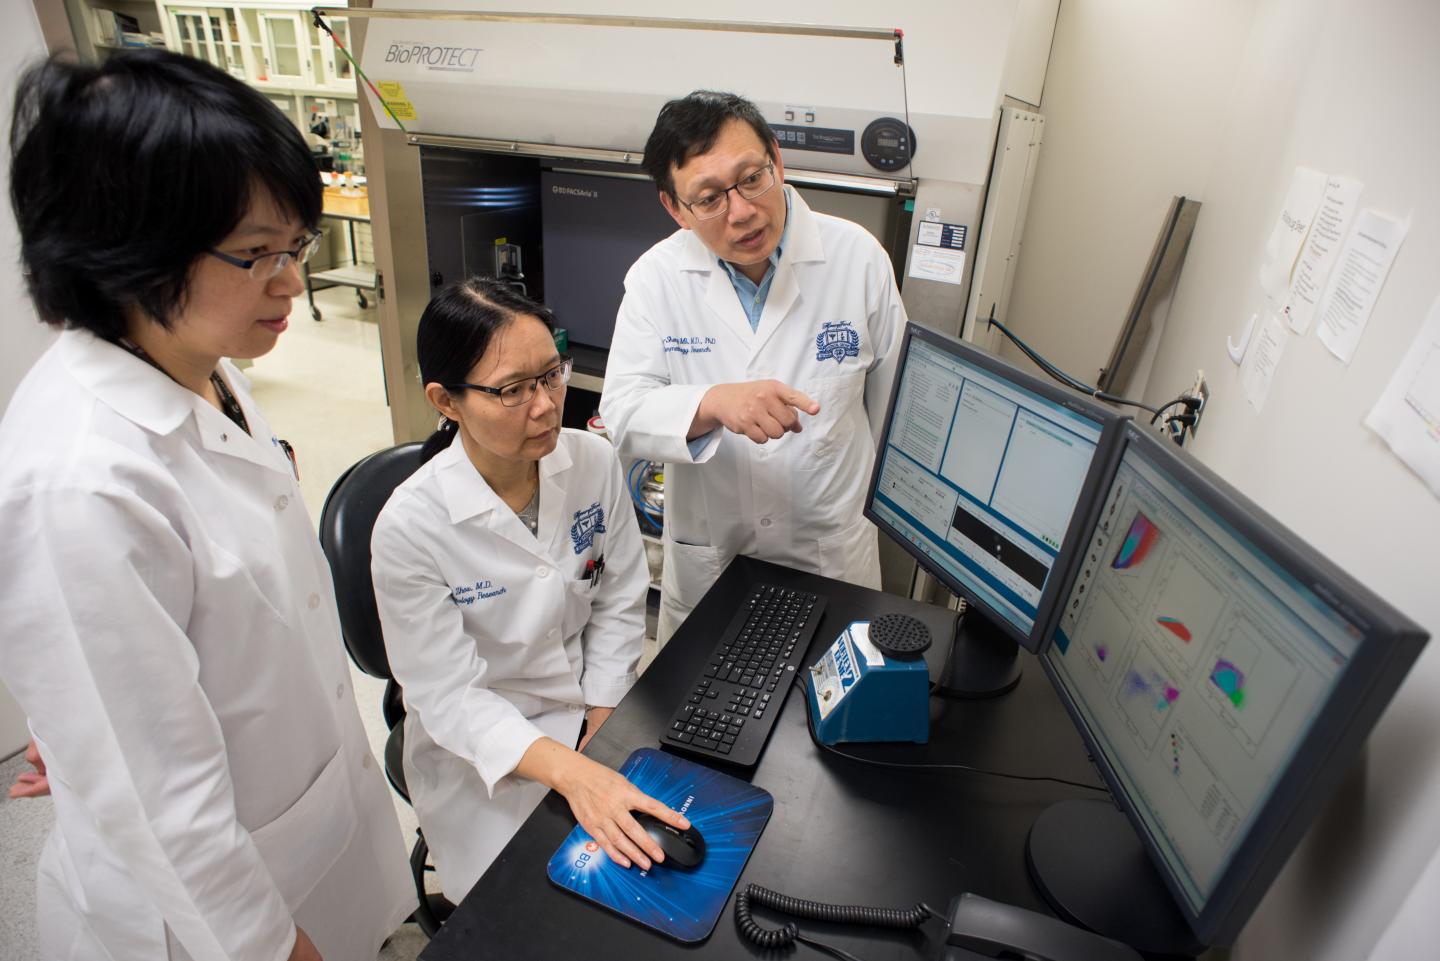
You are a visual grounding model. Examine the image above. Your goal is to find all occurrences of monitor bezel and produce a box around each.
[1037,422,1427,945]
[863,322,1127,653]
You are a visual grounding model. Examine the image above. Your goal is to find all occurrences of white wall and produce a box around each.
[0,4,55,758]
[1364,835,1440,961]
[1011,0,1440,957]
[1000,0,1060,108]
[1001,0,1257,385]
[1140,1,1440,956]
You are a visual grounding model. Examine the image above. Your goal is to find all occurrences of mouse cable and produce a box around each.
[985,312,1196,422]
[791,675,1109,794]
[735,884,943,961]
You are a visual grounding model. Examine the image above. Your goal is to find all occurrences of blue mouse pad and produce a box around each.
[546,747,773,943]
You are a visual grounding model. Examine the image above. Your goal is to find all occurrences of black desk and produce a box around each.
[420,556,1106,961]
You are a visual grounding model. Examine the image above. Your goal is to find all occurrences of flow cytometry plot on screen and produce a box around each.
[1108,504,1166,606]
[1113,510,1162,569]
[1146,551,1227,672]
[1157,617,1192,642]
[1201,612,1301,755]
[1115,646,1181,753]
[1077,586,1136,685]
[1210,659,1246,708]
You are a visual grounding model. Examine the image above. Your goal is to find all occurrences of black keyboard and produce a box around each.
[660,583,827,767]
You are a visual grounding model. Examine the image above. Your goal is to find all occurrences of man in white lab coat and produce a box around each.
[601,90,908,643]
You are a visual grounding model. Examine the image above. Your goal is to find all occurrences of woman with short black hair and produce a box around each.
[0,50,412,961]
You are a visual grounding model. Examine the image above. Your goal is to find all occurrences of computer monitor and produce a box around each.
[865,323,1125,695]
[540,169,678,351]
[1033,423,1427,953]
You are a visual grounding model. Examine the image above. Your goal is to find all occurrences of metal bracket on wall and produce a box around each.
[1096,196,1202,396]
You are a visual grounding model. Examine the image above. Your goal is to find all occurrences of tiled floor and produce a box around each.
[0,753,50,961]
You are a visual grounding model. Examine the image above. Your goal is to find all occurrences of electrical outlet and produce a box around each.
[1184,371,1209,444]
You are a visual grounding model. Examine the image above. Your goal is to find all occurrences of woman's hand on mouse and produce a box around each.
[517,737,689,870]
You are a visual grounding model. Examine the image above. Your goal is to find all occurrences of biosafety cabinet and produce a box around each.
[339,1,1058,447]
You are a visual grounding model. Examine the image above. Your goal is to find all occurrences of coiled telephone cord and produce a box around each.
[734,884,942,961]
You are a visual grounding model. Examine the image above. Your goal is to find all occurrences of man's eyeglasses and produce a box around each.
[208,229,324,281]
[680,163,777,221]
[446,357,573,408]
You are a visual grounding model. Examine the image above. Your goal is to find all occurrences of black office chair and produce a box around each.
[318,442,455,936]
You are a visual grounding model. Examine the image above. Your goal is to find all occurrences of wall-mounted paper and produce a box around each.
[1316,209,1409,364]
[1241,311,1288,412]
[1259,166,1327,301]
[908,244,966,285]
[1363,294,1440,498]
[1283,176,1364,335]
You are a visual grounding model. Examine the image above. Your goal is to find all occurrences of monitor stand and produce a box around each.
[1026,798,1205,957]
[934,610,1021,698]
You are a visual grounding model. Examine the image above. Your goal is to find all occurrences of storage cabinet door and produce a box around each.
[261,12,312,84]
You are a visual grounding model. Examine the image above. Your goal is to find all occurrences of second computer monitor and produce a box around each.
[865,324,1123,651]
[1034,423,1427,950]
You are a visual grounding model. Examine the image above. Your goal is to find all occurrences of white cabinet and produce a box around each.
[66,0,166,57]
[257,9,310,84]
[315,16,357,92]
[156,2,358,96]
[153,2,363,173]
[165,7,248,79]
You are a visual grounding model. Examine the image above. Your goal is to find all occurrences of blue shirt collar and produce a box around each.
[718,185,792,284]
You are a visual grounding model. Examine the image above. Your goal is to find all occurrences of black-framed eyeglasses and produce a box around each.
[208,228,324,280]
[680,163,777,221]
[446,357,572,408]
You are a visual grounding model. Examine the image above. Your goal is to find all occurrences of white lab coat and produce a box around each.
[370,428,647,902]
[601,187,907,641]
[0,330,413,961]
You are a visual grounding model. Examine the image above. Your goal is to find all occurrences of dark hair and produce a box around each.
[417,278,558,463]
[9,50,322,339]
[641,90,777,200]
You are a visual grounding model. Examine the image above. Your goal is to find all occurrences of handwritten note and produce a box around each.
[908,245,966,285]
[1259,167,1327,301]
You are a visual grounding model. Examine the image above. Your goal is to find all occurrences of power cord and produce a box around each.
[1148,396,1202,425]
[984,309,1196,425]
[736,650,1110,959]
[734,884,943,961]
[790,674,1109,794]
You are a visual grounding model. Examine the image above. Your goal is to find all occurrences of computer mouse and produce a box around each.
[633,811,706,870]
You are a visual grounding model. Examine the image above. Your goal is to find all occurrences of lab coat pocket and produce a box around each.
[561,575,595,643]
[817,515,882,589]
[248,746,358,910]
[800,371,866,468]
[662,539,730,614]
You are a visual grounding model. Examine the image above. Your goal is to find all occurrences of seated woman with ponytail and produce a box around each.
[370,279,689,902]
